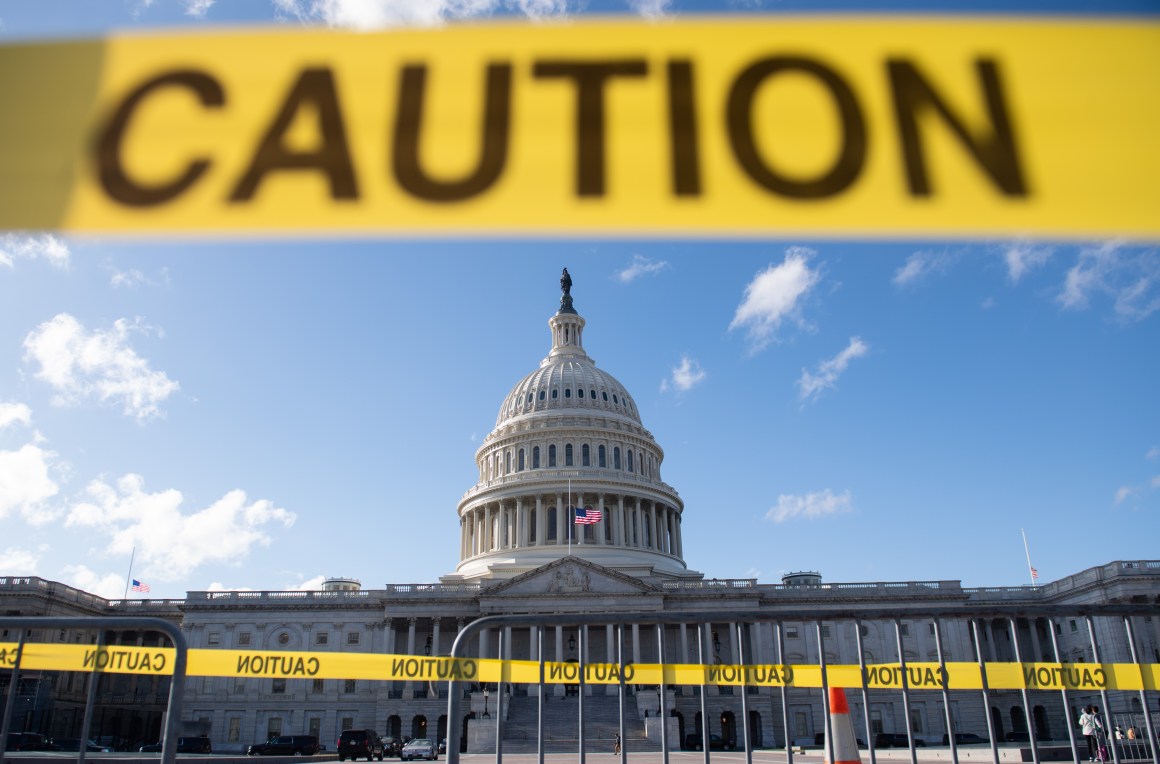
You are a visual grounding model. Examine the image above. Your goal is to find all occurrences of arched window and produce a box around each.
[487,456,493,480]
[548,444,557,467]
[539,390,545,401]
[518,449,525,471]
[613,447,621,470]
[582,444,590,466]
[602,392,608,401]
[627,450,634,472]
[505,451,511,474]
[565,388,572,398]
[565,444,573,466]
[598,445,607,468]
[533,446,540,469]
[552,389,558,399]
[577,388,584,398]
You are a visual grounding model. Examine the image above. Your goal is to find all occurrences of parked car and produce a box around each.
[874,733,924,748]
[815,733,866,747]
[942,733,987,745]
[338,729,385,761]
[1004,731,1031,742]
[382,737,403,757]
[400,738,437,761]
[176,736,213,754]
[55,738,113,752]
[248,735,321,755]
[683,734,733,751]
[139,742,164,753]
[5,733,58,752]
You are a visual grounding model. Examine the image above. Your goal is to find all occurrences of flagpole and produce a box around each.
[123,546,136,600]
[1021,529,1036,586]
[567,479,572,556]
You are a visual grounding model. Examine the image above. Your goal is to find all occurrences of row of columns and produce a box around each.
[459,492,683,561]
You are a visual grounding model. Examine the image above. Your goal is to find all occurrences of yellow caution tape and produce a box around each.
[1,17,1157,238]
[3,643,1156,690]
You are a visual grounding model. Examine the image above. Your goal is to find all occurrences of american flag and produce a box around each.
[131,579,151,593]
[574,506,602,525]
[1030,566,1039,580]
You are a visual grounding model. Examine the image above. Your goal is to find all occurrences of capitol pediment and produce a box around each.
[486,558,656,597]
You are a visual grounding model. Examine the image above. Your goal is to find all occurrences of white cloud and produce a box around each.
[616,255,669,284]
[23,314,179,421]
[183,0,214,16]
[0,444,60,524]
[0,546,41,575]
[1147,446,1159,461]
[892,250,957,287]
[65,474,295,582]
[1114,486,1134,505]
[1151,476,1160,489]
[627,0,673,17]
[110,267,169,289]
[661,354,706,393]
[1002,242,1052,283]
[206,582,257,592]
[766,489,852,523]
[59,565,128,600]
[729,247,820,352]
[0,233,70,270]
[272,0,569,29]
[0,402,32,431]
[798,337,869,403]
[1058,243,1160,321]
[292,575,328,590]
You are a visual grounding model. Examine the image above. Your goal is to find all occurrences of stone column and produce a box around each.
[555,492,564,545]
[404,618,417,698]
[597,493,607,545]
[634,501,644,548]
[616,495,625,546]
[984,620,999,662]
[483,504,493,552]
[650,504,660,551]
[536,495,546,546]
[555,625,565,697]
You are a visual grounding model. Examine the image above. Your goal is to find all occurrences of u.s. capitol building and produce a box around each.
[2,273,1157,753]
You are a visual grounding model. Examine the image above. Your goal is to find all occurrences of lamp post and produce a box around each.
[568,633,577,655]
[482,687,490,719]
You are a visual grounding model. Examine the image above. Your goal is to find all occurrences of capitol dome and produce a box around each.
[449,271,700,582]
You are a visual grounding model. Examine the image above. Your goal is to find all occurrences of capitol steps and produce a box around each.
[495,694,661,753]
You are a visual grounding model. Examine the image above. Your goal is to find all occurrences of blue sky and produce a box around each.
[1,1,1157,600]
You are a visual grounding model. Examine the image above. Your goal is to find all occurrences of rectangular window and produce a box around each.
[347,631,360,645]
[565,444,573,466]
[344,679,357,693]
[267,719,283,739]
[792,708,811,739]
[234,678,245,693]
[899,624,910,636]
[582,445,590,466]
[1070,620,1078,633]
[309,718,321,738]
[910,709,924,734]
[316,632,329,645]
[228,718,241,743]
[821,625,831,638]
[203,677,214,693]
[341,718,354,732]
[207,632,221,645]
[871,710,883,734]
[928,624,936,636]
[272,678,286,694]
[238,632,252,646]
[785,626,800,639]
[313,678,324,693]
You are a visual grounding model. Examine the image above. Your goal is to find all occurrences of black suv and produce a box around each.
[176,736,213,754]
[338,730,385,761]
[248,735,321,755]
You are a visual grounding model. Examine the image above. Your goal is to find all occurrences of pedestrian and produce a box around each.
[612,733,621,755]
[1079,705,1102,762]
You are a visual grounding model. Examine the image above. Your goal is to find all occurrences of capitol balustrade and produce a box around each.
[460,468,680,502]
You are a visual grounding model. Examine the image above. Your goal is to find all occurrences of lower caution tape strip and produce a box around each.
[0,16,1158,238]
[3,643,1157,691]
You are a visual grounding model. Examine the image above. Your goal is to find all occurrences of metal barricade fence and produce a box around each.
[0,617,187,764]
[443,604,1158,764]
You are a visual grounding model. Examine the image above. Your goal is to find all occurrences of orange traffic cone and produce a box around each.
[823,687,863,764]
